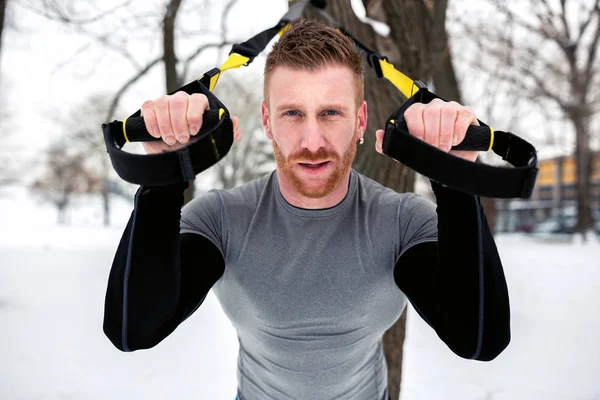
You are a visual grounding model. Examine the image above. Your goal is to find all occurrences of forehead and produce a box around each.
[266,65,357,106]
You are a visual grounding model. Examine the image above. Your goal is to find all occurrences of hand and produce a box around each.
[375,98,479,162]
[139,91,241,155]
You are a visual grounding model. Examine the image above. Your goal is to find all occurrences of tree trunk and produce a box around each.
[573,114,593,237]
[163,0,195,204]
[429,0,497,232]
[101,158,111,226]
[0,0,6,59]
[300,1,435,398]
[102,180,110,226]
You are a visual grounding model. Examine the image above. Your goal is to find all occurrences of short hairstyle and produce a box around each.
[263,19,365,106]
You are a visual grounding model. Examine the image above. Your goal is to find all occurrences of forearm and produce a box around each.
[103,183,225,352]
[395,182,510,361]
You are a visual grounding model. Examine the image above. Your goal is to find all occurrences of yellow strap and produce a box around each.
[207,73,221,92]
[122,117,130,142]
[278,23,291,36]
[488,127,495,152]
[378,59,419,99]
[220,53,251,73]
[200,53,253,92]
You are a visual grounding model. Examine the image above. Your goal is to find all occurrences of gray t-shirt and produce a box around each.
[180,169,437,400]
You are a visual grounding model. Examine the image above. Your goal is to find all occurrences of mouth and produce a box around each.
[299,161,329,167]
[297,161,331,173]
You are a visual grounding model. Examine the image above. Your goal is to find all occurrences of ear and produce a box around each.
[356,101,367,141]
[261,100,273,140]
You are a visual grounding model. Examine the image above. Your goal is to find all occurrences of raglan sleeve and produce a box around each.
[396,193,439,261]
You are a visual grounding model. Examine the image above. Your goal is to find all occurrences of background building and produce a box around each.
[496,151,600,233]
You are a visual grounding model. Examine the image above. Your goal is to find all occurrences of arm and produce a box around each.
[394,181,510,361]
[103,183,225,352]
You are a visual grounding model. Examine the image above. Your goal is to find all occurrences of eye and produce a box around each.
[284,110,300,116]
[323,110,339,116]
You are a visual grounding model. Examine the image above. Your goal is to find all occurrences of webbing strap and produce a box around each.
[377,59,419,99]
[200,0,308,92]
[103,0,312,186]
[320,9,538,198]
[104,0,538,198]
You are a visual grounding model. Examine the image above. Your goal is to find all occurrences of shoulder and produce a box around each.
[183,172,273,216]
[353,170,433,212]
[180,172,274,237]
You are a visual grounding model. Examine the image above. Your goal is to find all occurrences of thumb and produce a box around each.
[231,116,241,142]
[375,129,384,154]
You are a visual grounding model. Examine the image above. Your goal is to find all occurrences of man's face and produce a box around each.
[262,65,367,199]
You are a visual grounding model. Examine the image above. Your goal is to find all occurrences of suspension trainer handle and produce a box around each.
[120,109,224,143]
[383,86,539,199]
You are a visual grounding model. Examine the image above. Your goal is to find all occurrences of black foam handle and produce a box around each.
[393,117,492,152]
[124,109,222,142]
[451,124,492,152]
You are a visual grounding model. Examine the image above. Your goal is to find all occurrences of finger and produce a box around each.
[404,103,426,142]
[187,93,209,136]
[141,100,160,138]
[439,102,458,152]
[454,106,476,146]
[232,116,241,142]
[154,96,176,146]
[375,129,384,154]
[169,92,190,144]
[423,99,443,148]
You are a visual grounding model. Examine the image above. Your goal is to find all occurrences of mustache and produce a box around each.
[288,147,340,163]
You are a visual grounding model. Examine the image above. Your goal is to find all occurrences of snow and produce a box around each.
[1,186,599,400]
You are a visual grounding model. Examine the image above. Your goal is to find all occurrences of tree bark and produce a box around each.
[428,0,497,231]
[573,113,594,237]
[0,0,6,59]
[299,1,435,398]
[163,0,195,204]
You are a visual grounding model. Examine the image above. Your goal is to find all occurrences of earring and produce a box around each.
[358,137,364,145]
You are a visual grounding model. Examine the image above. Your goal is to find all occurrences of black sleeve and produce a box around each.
[394,181,510,361]
[103,183,225,352]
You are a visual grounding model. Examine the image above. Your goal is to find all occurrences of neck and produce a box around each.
[276,170,352,209]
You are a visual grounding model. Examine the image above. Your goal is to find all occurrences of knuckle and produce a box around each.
[459,106,474,118]
[442,106,457,118]
[141,100,154,110]
[169,94,187,110]
[404,103,422,120]
[154,97,169,110]
[424,103,442,117]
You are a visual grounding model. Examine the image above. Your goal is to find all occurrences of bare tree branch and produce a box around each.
[584,5,600,92]
[181,41,233,80]
[106,56,163,121]
[26,0,135,25]
[560,0,571,42]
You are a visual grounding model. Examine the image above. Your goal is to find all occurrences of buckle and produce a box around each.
[366,53,386,79]
[229,43,259,64]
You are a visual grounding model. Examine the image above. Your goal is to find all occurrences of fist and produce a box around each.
[140,91,241,155]
[375,99,479,162]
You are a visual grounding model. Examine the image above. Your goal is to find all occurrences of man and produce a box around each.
[103,20,510,400]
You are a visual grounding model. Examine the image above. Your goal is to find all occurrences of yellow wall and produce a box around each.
[536,153,600,187]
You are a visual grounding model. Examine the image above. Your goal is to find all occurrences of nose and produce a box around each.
[300,116,326,153]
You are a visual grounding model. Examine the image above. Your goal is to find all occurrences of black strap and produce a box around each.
[102,0,312,186]
[103,0,539,198]
[382,88,538,198]
[102,80,233,186]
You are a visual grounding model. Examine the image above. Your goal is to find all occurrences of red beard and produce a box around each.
[272,135,358,199]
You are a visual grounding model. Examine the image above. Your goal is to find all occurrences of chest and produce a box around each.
[213,216,406,338]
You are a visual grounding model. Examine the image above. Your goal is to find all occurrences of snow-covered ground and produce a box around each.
[1,186,599,400]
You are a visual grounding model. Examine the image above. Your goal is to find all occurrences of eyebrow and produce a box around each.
[274,103,350,113]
